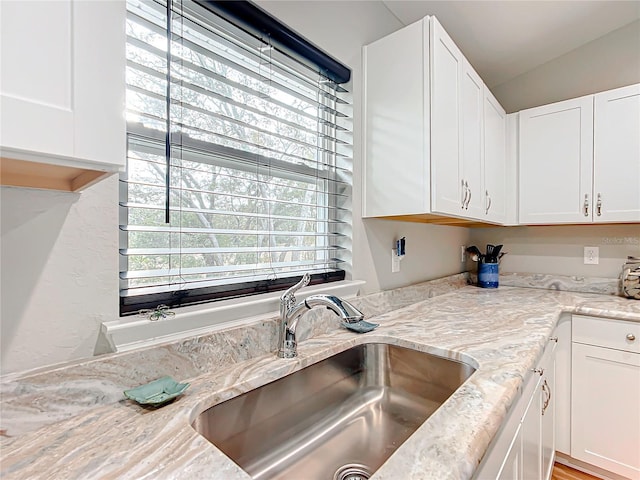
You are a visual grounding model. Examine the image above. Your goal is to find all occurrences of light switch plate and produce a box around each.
[391,249,401,273]
[584,246,599,265]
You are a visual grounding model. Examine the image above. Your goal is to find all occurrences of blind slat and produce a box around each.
[121,259,344,279]
[121,245,344,255]
[126,29,349,118]
[121,0,351,310]
[120,225,345,236]
[127,6,350,106]
[127,128,353,175]
[120,265,342,298]
[121,202,348,223]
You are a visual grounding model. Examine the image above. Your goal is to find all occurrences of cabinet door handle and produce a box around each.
[550,336,558,343]
[583,194,590,216]
[485,190,491,214]
[627,333,636,341]
[461,180,468,209]
[533,367,544,376]
[596,193,602,217]
[541,379,551,416]
[466,183,472,210]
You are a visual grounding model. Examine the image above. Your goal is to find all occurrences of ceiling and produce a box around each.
[381,1,640,88]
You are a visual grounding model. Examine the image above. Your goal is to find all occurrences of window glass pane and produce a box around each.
[121,0,351,312]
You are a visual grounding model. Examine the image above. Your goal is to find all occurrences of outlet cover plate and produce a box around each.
[584,246,599,265]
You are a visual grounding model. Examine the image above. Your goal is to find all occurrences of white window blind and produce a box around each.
[120,0,352,314]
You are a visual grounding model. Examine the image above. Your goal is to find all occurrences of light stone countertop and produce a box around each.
[1,285,639,480]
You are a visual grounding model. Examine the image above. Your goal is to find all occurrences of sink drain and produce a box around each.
[333,463,372,480]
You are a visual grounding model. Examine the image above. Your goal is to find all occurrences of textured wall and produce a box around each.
[1,176,119,374]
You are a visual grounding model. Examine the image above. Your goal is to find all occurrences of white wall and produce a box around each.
[470,225,640,278]
[0,2,469,375]
[1,176,119,374]
[492,20,640,113]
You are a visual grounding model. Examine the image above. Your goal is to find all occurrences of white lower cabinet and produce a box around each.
[474,336,557,480]
[498,425,523,480]
[475,315,639,480]
[521,337,556,480]
[571,315,640,480]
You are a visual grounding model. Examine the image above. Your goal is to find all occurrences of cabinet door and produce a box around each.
[0,0,75,158]
[521,375,543,480]
[0,0,125,168]
[73,0,126,167]
[484,88,507,223]
[461,60,485,219]
[498,425,523,480]
[519,96,594,224]
[430,17,463,217]
[593,83,640,222]
[554,317,571,456]
[572,343,640,479]
[541,350,556,480]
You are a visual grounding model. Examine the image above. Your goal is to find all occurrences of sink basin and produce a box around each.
[192,342,475,480]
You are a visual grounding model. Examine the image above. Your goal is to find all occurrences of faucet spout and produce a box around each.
[277,280,364,358]
[305,295,364,323]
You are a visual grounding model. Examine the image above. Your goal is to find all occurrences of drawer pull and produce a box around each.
[627,333,636,341]
[541,379,551,416]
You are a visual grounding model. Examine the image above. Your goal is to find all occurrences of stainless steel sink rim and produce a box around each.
[192,342,476,480]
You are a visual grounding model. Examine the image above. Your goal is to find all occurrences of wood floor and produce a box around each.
[551,462,601,480]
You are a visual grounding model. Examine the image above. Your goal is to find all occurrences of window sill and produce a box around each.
[100,279,365,353]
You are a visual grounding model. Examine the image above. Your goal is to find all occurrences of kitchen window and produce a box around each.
[120,0,352,315]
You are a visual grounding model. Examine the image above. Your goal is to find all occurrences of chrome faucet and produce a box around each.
[278,273,364,358]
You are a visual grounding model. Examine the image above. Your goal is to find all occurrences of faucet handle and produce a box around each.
[280,273,311,311]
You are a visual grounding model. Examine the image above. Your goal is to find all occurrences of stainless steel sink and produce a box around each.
[192,342,475,480]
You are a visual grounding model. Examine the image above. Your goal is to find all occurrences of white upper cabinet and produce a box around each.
[363,16,511,225]
[362,19,428,217]
[0,0,125,191]
[593,83,640,223]
[483,88,508,224]
[430,17,464,217]
[519,83,639,225]
[519,96,594,224]
[459,60,485,219]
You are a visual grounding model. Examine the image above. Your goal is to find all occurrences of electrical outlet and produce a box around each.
[391,249,401,273]
[461,246,467,263]
[584,246,599,265]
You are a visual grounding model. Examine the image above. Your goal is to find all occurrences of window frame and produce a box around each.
[120,0,352,316]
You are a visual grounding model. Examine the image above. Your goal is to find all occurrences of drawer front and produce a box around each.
[573,315,640,353]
